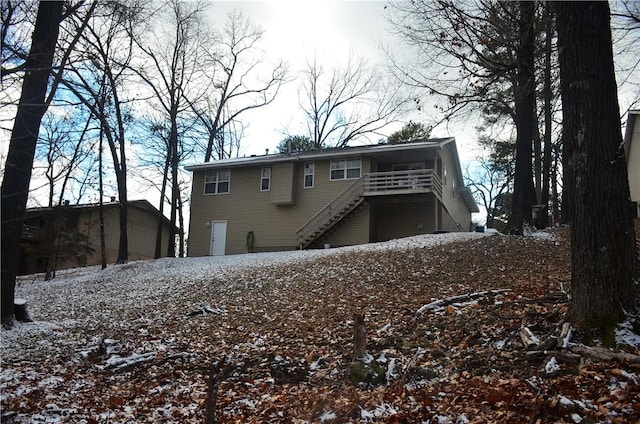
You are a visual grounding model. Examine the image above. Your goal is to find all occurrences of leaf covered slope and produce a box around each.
[2,229,639,423]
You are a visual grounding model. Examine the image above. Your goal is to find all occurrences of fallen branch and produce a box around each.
[568,345,640,364]
[104,352,156,372]
[187,303,226,317]
[519,327,541,349]
[525,350,582,364]
[520,322,640,366]
[417,289,510,314]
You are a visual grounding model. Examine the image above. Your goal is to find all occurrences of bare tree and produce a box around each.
[387,1,542,233]
[301,52,408,148]
[386,1,521,126]
[191,10,287,161]
[555,1,638,342]
[465,137,515,229]
[611,0,640,114]
[36,111,97,207]
[60,1,142,264]
[132,0,209,257]
[0,0,36,91]
[1,0,64,329]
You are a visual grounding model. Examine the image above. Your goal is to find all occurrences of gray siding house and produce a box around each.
[185,138,479,256]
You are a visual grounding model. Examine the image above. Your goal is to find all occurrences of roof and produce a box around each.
[25,200,179,231]
[184,138,455,171]
[185,137,479,213]
[624,110,639,163]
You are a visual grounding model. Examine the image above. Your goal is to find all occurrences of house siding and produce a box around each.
[628,117,640,214]
[77,205,173,265]
[438,146,474,231]
[372,196,437,241]
[322,203,370,247]
[271,162,295,205]
[188,157,372,256]
[20,202,173,275]
[186,140,476,257]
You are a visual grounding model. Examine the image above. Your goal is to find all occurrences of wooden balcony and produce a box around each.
[363,169,442,200]
[296,169,444,249]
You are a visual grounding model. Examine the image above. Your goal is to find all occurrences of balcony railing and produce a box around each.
[363,169,442,199]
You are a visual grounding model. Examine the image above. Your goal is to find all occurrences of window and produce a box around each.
[261,166,271,191]
[330,158,361,180]
[304,162,314,188]
[204,170,230,194]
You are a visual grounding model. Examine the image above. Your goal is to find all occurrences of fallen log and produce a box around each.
[525,350,582,364]
[417,289,510,314]
[568,344,640,364]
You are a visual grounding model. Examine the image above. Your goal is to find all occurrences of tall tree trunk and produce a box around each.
[555,1,638,341]
[167,116,179,258]
[551,150,561,226]
[178,194,185,258]
[540,3,554,229]
[155,152,170,259]
[99,126,107,270]
[508,1,537,234]
[114,104,128,265]
[1,0,63,329]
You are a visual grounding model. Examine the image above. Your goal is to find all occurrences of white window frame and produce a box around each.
[204,170,230,195]
[330,158,361,181]
[304,162,314,188]
[260,166,271,191]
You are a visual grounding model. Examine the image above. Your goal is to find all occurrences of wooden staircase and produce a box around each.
[296,178,365,249]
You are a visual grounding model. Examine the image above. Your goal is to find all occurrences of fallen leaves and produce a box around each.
[1,228,639,423]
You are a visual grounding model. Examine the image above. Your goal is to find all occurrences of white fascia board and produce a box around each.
[184,138,454,172]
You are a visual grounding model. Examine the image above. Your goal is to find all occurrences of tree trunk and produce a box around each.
[555,1,638,340]
[1,0,63,329]
[155,153,170,259]
[551,151,561,226]
[540,3,554,229]
[178,194,185,258]
[99,127,107,270]
[167,114,179,258]
[116,183,128,264]
[508,1,537,235]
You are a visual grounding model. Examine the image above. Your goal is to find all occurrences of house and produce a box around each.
[185,137,479,256]
[624,110,640,218]
[19,199,176,275]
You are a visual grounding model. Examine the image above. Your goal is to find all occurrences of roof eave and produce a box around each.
[184,138,456,172]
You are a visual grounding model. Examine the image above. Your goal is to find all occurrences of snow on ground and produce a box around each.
[7,228,636,423]
[2,232,488,358]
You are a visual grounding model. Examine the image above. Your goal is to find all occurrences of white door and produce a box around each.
[209,221,227,256]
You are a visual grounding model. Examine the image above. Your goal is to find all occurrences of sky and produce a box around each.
[0,0,493,215]
[204,0,481,162]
